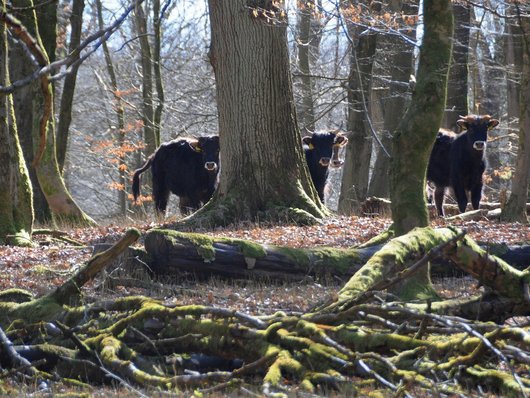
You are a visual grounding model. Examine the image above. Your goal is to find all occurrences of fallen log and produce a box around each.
[144,229,529,282]
[144,229,378,280]
[358,196,530,218]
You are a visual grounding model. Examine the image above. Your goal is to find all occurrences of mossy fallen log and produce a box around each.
[1,228,530,395]
[144,229,379,280]
[144,229,529,283]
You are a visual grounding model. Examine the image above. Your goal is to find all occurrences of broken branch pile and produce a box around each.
[0,227,529,396]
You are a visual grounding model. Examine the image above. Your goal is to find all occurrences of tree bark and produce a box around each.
[96,0,127,216]
[502,12,530,223]
[56,0,85,172]
[442,3,470,130]
[135,2,158,156]
[367,0,417,199]
[295,0,320,132]
[0,6,34,246]
[338,2,376,214]
[191,0,326,226]
[389,0,453,235]
[11,0,96,227]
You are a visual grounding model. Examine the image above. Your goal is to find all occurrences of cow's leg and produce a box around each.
[152,179,170,216]
[452,182,468,213]
[470,183,483,210]
[179,196,193,215]
[433,186,445,216]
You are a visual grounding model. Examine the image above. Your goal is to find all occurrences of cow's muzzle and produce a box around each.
[473,141,486,151]
[319,157,331,167]
[205,162,218,171]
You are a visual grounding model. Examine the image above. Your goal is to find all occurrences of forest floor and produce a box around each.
[0,214,528,396]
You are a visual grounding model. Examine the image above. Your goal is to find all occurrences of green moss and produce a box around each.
[150,229,268,262]
[275,246,310,267]
[0,296,64,327]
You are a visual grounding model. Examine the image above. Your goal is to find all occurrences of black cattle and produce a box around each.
[427,114,499,216]
[303,131,348,201]
[132,135,220,215]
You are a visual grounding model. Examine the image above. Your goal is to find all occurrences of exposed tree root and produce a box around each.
[2,227,530,396]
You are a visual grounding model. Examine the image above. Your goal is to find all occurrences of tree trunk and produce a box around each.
[295,0,320,132]
[135,2,158,156]
[9,9,50,223]
[442,3,470,130]
[390,0,453,236]
[152,0,165,148]
[191,0,326,226]
[56,0,85,172]
[0,8,34,246]
[96,0,127,216]
[505,13,523,138]
[9,0,95,227]
[337,4,376,214]
[367,0,417,199]
[502,13,530,223]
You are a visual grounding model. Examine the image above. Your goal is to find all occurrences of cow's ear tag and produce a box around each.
[488,119,499,130]
[189,141,202,152]
[302,136,313,149]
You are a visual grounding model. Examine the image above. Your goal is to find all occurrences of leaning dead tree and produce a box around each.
[1,226,530,396]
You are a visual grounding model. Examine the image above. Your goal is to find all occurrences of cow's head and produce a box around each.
[189,135,220,172]
[303,130,348,168]
[457,114,499,152]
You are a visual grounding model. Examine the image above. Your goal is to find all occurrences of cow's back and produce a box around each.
[427,129,455,188]
[152,139,203,196]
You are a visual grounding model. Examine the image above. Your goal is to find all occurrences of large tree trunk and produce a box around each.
[9,7,50,223]
[388,0,452,299]
[11,0,95,227]
[502,12,530,223]
[442,3,470,130]
[367,0,417,199]
[190,0,326,226]
[0,8,34,246]
[390,0,453,235]
[337,3,376,214]
[56,0,84,173]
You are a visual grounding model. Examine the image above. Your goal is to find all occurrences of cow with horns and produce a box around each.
[303,130,348,202]
[132,135,220,215]
[427,114,499,216]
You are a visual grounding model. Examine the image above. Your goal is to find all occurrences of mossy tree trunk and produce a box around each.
[0,4,34,246]
[386,0,452,299]
[11,0,95,227]
[389,0,453,235]
[9,8,50,223]
[189,0,326,226]
[502,11,530,223]
[337,1,377,214]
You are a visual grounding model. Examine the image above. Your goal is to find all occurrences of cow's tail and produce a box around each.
[132,156,154,202]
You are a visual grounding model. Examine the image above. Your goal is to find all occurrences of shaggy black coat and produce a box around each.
[132,136,220,215]
[427,115,499,216]
[303,131,348,201]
